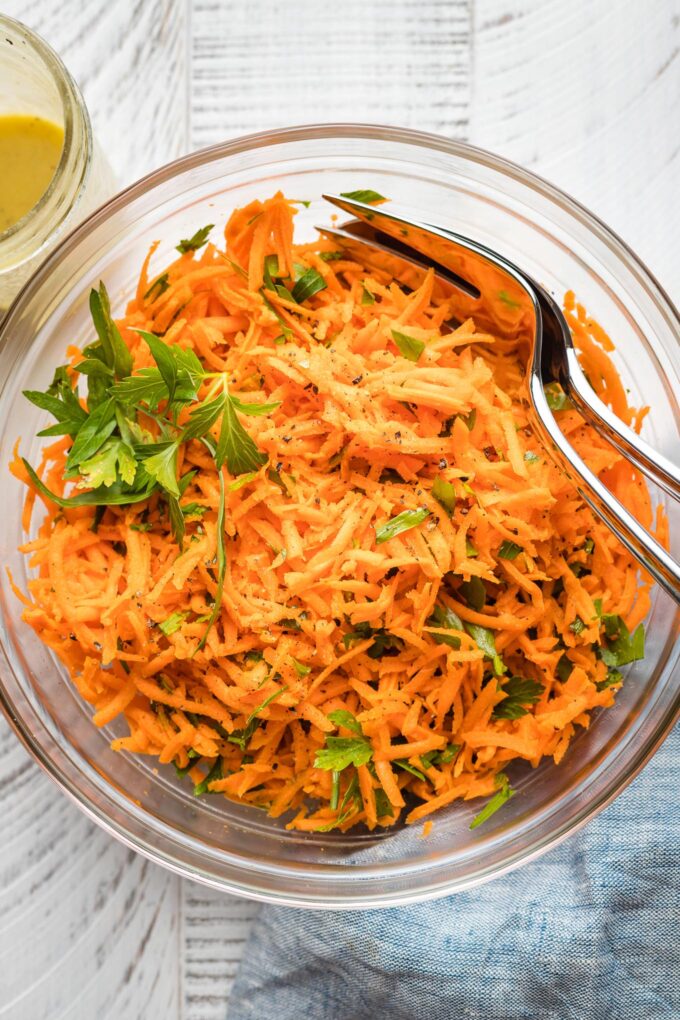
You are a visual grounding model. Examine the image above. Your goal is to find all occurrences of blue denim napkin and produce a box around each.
[227,724,678,1019]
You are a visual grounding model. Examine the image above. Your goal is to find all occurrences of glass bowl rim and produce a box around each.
[0,123,678,908]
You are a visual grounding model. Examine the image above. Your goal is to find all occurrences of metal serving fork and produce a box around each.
[318,194,680,604]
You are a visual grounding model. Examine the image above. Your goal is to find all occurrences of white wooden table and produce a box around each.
[1,2,678,1017]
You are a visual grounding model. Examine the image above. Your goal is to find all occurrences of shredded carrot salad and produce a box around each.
[11,192,665,832]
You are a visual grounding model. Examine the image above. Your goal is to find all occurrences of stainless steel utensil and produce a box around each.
[319,194,680,603]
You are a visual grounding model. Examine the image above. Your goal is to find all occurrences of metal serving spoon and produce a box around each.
[318,194,680,604]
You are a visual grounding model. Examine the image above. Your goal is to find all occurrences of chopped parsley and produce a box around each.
[375,507,430,544]
[391,329,425,362]
[469,773,516,830]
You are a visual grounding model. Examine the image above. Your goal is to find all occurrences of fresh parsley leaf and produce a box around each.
[89,282,133,379]
[375,506,430,544]
[71,358,104,379]
[176,224,214,254]
[459,408,477,431]
[260,289,293,339]
[431,744,460,766]
[315,803,357,831]
[314,736,372,772]
[135,329,180,404]
[216,396,269,475]
[175,751,201,778]
[292,657,311,678]
[65,397,117,471]
[394,758,427,781]
[141,441,180,497]
[327,710,363,735]
[72,352,115,413]
[466,623,506,675]
[556,653,574,681]
[196,458,226,650]
[570,615,586,636]
[597,668,624,691]
[263,254,290,298]
[144,272,170,302]
[182,392,226,441]
[492,676,544,720]
[228,471,258,491]
[78,437,137,489]
[498,540,522,559]
[361,283,375,305]
[180,502,208,519]
[291,267,327,304]
[193,757,223,796]
[524,450,540,464]
[427,604,464,649]
[319,251,344,262]
[159,611,189,636]
[391,329,425,363]
[110,367,169,410]
[228,685,288,752]
[432,476,455,516]
[599,616,645,668]
[469,773,516,830]
[544,382,574,411]
[229,395,281,416]
[330,769,341,810]
[167,494,185,548]
[466,539,479,557]
[340,189,387,204]
[267,467,287,491]
[584,537,595,554]
[342,623,403,659]
[459,575,486,611]
[374,788,395,818]
[24,377,88,439]
[340,771,361,811]
[22,458,156,508]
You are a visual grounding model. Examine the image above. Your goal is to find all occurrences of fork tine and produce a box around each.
[320,194,680,602]
[322,194,534,339]
[316,223,474,309]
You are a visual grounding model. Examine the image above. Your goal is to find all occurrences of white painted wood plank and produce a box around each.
[469,0,680,296]
[191,0,471,145]
[0,727,180,1020]
[182,885,260,1020]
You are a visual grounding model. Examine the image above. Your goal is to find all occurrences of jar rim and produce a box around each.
[0,14,92,251]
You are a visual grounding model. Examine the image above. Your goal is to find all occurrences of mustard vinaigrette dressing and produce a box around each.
[0,114,64,231]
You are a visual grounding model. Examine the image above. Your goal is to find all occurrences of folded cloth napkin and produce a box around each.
[227,726,678,1020]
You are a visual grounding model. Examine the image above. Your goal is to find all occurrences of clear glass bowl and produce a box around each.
[0,125,677,908]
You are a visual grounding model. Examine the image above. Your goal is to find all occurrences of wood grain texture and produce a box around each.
[182,886,260,1020]
[470,0,680,296]
[191,0,471,144]
[0,726,180,1020]
[3,0,190,186]
[1,2,678,1018]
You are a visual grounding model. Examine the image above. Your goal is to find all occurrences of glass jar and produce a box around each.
[0,15,115,311]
